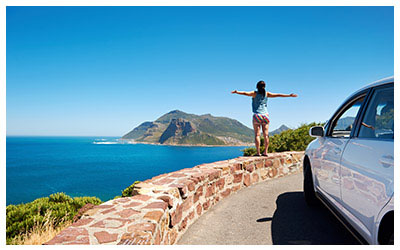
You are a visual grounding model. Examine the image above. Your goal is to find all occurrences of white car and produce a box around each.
[303,76,394,245]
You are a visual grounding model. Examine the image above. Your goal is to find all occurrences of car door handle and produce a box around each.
[331,176,340,184]
[380,155,393,168]
[333,147,342,155]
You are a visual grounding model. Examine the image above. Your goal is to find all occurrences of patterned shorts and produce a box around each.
[253,113,270,125]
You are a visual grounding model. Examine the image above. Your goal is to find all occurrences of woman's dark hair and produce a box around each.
[256,80,266,96]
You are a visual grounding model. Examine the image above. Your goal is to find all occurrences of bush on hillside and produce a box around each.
[113,180,141,199]
[6,193,102,244]
[243,122,323,156]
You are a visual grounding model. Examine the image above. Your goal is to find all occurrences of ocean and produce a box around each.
[6,136,246,205]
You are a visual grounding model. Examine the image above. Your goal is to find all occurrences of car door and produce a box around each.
[313,93,367,202]
[340,83,394,243]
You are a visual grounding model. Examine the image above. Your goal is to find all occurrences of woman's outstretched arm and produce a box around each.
[231,90,256,97]
[267,92,298,98]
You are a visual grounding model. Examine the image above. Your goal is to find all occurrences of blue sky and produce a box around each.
[6,6,393,136]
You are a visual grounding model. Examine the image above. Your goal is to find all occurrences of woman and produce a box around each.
[231,80,297,156]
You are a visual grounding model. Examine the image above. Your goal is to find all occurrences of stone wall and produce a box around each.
[45,151,304,245]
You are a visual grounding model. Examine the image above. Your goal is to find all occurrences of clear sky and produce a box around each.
[6,6,394,136]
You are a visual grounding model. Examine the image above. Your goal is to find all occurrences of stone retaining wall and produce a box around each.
[46,151,304,245]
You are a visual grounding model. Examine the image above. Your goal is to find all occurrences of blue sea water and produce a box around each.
[6,136,246,205]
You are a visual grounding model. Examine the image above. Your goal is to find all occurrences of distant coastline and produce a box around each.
[118,139,252,147]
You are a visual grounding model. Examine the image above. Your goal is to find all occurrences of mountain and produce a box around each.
[269,125,290,136]
[122,110,254,146]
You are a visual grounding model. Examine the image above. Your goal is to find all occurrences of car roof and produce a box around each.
[336,76,394,114]
[357,76,394,93]
[344,76,394,102]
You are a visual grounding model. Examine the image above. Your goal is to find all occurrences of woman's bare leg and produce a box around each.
[261,122,269,155]
[252,121,261,155]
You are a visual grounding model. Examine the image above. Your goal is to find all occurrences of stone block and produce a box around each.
[154,230,162,245]
[220,188,231,198]
[169,173,187,178]
[94,231,118,244]
[243,173,251,186]
[166,187,181,199]
[143,201,168,211]
[225,175,234,185]
[251,172,260,184]
[260,168,268,180]
[123,201,142,208]
[90,218,130,229]
[169,183,188,199]
[157,195,174,208]
[193,186,203,203]
[205,183,216,197]
[190,173,206,183]
[118,231,152,245]
[269,167,278,178]
[245,164,254,173]
[116,208,141,218]
[132,194,152,202]
[273,159,281,168]
[169,229,178,244]
[100,208,116,215]
[255,160,264,169]
[71,218,94,227]
[233,173,243,183]
[144,211,164,223]
[232,184,241,192]
[229,163,242,173]
[205,169,221,181]
[202,200,211,211]
[179,216,189,231]
[127,222,156,234]
[182,196,193,212]
[170,205,183,226]
[152,178,175,185]
[45,227,88,245]
[196,203,202,215]
[216,177,225,190]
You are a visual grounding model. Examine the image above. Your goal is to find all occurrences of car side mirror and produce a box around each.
[310,126,324,137]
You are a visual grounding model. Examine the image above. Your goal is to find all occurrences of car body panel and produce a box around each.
[340,138,393,242]
[304,76,394,244]
[313,137,347,202]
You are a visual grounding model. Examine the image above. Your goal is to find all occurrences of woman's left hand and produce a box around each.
[290,93,298,97]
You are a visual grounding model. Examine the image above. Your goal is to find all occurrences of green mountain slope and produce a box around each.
[122,110,254,145]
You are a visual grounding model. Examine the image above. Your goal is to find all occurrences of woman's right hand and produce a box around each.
[231,90,238,94]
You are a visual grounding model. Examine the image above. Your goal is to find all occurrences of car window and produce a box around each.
[330,97,364,138]
[358,86,394,139]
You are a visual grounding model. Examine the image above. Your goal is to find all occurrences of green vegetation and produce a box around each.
[6,193,102,244]
[243,123,323,156]
[122,110,254,144]
[174,132,226,145]
[114,180,141,199]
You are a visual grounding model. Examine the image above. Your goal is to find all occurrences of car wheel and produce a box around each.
[303,160,319,206]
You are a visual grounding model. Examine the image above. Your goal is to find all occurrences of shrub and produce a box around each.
[243,122,323,156]
[6,193,102,244]
[121,181,141,197]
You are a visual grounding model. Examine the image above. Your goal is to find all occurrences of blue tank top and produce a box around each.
[252,91,268,114]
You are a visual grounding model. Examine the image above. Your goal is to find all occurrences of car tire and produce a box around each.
[303,161,319,206]
[388,233,394,245]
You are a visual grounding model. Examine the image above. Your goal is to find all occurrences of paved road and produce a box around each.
[178,172,360,245]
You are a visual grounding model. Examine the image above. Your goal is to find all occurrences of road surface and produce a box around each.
[178,172,359,245]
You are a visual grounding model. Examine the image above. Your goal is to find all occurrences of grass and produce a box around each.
[6,193,102,245]
[7,210,71,245]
